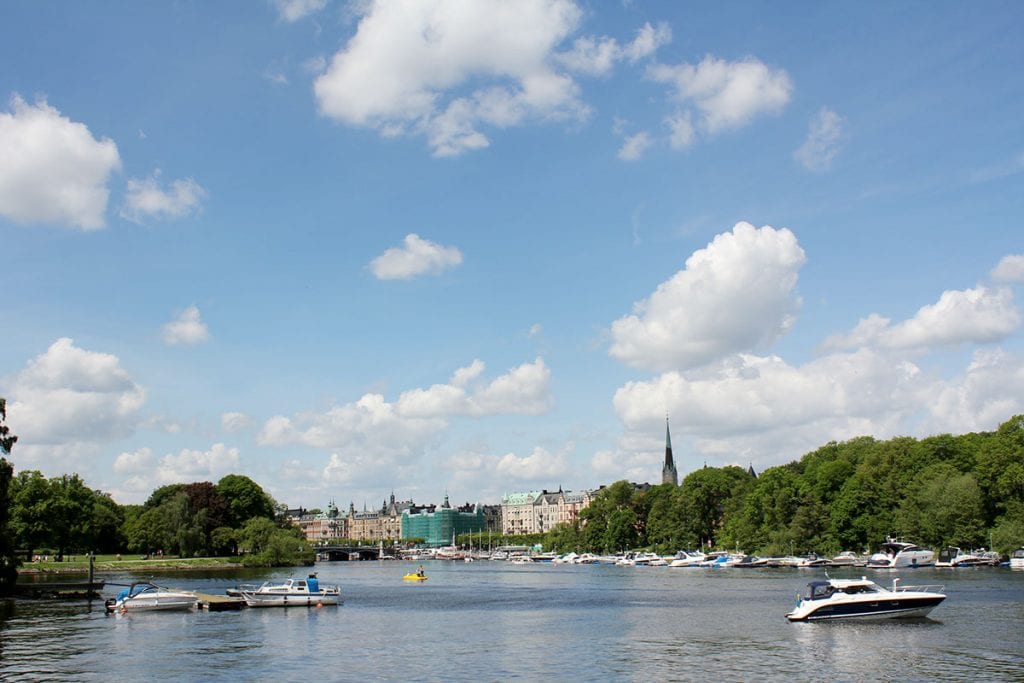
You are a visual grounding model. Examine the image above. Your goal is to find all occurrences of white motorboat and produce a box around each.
[629,552,664,566]
[829,551,864,567]
[668,550,705,568]
[866,538,935,568]
[1010,547,1024,569]
[786,577,945,622]
[241,575,341,607]
[935,546,989,567]
[105,581,197,613]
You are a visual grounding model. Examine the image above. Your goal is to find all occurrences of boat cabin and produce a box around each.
[801,579,882,601]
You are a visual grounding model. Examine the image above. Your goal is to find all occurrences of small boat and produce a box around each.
[829,551,864,567]
[668,550,705,568]
[935,546,990,567]
[1010,547,1024,569]
[105,581,197,613]
[403,573,428,581]
[240,575,341,607]
[786,577,945,622]
[866,538,935,568]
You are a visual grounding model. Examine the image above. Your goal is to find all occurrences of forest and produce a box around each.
[544,415,1024,556]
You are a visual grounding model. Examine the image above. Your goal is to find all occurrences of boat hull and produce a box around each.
[117,596,197,612]
[242,592,340,607]
[787,595,945,621]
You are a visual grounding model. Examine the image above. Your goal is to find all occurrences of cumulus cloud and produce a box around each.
[609,222,806,371]
[3,338,146,468]
[496,445,572,481]
[120,170,206,224]
[369,233,463,280]
[648,55,792,136]
[258,358,552,484]
[822,286,1021,351]
[273,0,326,22]
[991,254,1024,283]
[0,95,121,230]
[156,443,241,484]
[314,0,622,156]
[161,306,210,346]
[113,447,155,475]
[795,107,845,172]
[221,412,253,433]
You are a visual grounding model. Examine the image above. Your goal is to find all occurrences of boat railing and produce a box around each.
[894,583,944,593]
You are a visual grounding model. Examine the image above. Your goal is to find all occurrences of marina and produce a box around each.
[2,561,1023,681]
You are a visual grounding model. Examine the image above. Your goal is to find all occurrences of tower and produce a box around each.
[662,416,678,486]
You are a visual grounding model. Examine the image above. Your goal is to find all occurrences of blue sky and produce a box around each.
[2,0,1022,509]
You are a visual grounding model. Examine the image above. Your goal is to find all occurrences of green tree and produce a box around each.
[0,398,19,596]
[92,491,125,554]
[9,470,52,557]
[48,474,101,558]
[217,474,276,528]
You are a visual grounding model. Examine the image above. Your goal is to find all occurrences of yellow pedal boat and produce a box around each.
[402,573,428,581]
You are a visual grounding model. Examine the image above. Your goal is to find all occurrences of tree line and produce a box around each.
[542,415,1024,557]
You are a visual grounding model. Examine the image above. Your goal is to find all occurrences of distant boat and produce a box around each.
[935,546,990,568]
[403,573,428,581]
[1010,547,1024,569]
[866,538,935,568]
[668,550,705,568]
[241,575,341,607]
[105,581,197,614]
[829,551,865,567]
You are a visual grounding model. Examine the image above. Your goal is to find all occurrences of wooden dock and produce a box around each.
[194,591,246,611]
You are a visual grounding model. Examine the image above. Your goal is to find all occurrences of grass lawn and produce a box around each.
[19,555,241,573]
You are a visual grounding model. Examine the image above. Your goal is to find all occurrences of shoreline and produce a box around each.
[17,560,244,575]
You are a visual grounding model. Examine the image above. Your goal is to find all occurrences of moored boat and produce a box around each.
[786,577,945,622]
[866,538,935,568]
[105,581,197,613]
[1010,547,1024,569]
[668,550,705,568]
[935,546,989,567]
[240,575,341,607]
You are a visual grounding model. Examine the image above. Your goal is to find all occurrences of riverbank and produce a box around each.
[17,556,242,575]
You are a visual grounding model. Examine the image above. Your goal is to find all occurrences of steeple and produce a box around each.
[662,416,678,486]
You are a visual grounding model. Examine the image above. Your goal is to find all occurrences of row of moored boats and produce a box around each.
[105,574,341,614]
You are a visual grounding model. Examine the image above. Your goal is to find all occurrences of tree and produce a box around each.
[217,474,276,528]
[48,474,100,559]
[9,470,52,557]
[92,491,125,554]
[0,398,18,596]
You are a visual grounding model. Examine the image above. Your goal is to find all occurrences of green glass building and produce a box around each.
[402,495,485,547]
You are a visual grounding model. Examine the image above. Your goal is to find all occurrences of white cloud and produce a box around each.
[121,170,206,224]
[496,445,571,481]
[156,443,242,484]
[991,254,1024,283]
[557,21,671,76]
[795,107,845,172]
[313,0,595,156]
[0,95,121,230]
[221,412,253,433]
[666,112,695,149]
[617,131,652,161]
[609,222,806,371]
[822,286,1021,351]
[648,56,792,136]
[258,358,552,484]
[274,0,327,23]
[369,233,463,280]
[161,305,211,346]
[113,447,155,475]
[3,338,146,468]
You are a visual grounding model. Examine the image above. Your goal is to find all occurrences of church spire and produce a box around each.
[662,416,678,486]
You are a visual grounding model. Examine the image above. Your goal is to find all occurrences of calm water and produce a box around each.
[2,562,1023,681]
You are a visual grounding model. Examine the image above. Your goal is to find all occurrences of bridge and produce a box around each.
[316,545,382,561]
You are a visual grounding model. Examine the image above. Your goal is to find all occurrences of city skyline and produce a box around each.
[2,1,1022,509]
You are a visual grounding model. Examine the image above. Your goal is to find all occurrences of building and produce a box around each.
[346,493,413,542]
[289,501,347,543]
[402,494,485,547]
[501,488,595,535]
[662,417,678,486]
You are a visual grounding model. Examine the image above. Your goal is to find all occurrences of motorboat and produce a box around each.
[629,552,664,566]
[575,553,601,564]
[793,554,830,568]
[668,550,705,568]
[935,546,990,567]
[552,552,579,564]
[786,577,945,622]
[730,555,765,568]
[866,538,935,568]
[829,551,864,567]
[240,575,341,607]
[1010,547,1024,569]
[105,581,197,613]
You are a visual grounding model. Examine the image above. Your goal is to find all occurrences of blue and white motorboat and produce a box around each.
[241,575,341,607]
[105,581,197,613]
[786,577,945,622]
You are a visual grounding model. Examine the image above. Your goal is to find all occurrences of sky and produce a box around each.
[1,0,1022,510]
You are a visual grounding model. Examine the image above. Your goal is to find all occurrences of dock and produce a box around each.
[194,591,246,611]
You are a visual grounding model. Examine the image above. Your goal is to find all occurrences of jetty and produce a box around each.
[194,591,246,611]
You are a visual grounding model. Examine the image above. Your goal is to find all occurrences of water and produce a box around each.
[2,563,1022,681]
